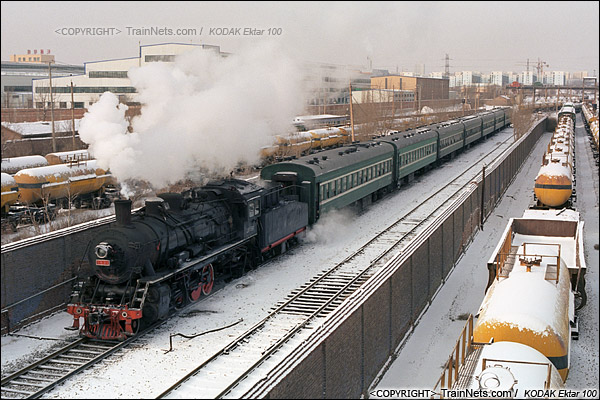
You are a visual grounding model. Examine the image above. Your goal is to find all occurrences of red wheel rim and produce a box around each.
[202,264,214,296]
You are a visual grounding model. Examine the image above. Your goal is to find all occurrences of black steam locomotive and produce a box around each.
[67,179,307,340]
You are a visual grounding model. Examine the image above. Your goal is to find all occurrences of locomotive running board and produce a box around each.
[139,235,257,286]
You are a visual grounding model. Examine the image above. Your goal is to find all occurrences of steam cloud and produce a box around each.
[79,42,305,190]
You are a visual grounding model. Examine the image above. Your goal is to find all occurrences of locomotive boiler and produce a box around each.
[67,179,307,340]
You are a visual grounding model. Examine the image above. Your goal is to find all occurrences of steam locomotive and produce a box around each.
[67,179,307,339]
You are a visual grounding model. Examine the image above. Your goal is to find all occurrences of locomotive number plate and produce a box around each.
[96,259,110,266]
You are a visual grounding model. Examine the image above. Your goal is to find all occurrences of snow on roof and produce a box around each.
[1,155,48,173]
[1,119,81,137]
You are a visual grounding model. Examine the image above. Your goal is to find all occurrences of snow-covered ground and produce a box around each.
[3,120,596,398]
[372,113,599,396]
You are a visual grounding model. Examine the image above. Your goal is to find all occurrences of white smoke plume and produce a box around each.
[79,42,304,190]
[302,208,357,245]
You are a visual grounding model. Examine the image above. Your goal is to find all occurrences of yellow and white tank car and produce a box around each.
[434,209,586,396]
[260,127,350,160]
[1,173,19,215]
[582,102,599,153]
[534,106,575,208]
[13,160,113,207]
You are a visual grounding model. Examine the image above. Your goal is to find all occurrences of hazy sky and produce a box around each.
[1,1,599,75]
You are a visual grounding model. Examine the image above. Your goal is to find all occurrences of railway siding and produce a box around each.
[245,117,548,398]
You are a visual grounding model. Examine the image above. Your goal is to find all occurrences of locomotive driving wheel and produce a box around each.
[201,264,214,295]
[189,264,214,301]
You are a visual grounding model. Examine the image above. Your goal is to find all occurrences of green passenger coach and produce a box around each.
[260,141,395,224]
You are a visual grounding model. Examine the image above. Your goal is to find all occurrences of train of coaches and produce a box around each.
[435,102,589,395]
[65,107,514,340]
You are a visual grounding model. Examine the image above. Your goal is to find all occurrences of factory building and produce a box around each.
[351,88,414,104]
[1,60,83,108]
[31,43,225,109]
[370,75,449,100]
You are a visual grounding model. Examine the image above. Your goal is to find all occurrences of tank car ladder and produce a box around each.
[130,280,150,310]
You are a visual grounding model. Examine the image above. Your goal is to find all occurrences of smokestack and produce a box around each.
[145,197,164,217]
[114,199,132,226]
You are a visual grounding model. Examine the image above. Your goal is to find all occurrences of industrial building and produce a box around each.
[351,88,414,104]
[370,75,449,100]
[1,60,83,108]
[31,43,225,109]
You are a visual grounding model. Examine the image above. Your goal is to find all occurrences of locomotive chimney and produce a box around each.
[145,197,164,217]
[114,199,132,226]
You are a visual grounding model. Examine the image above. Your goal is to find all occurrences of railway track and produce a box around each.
[1,337,122,399]
[0,318,167,399]
[157,132,518,399]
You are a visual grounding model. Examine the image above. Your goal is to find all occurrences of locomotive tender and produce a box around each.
[68,107,512,340]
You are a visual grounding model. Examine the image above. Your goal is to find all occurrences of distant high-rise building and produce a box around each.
[491,71,509,86]
[460,71,481,87]
[552,71,566,86]
[414,63,425,77]
[521,71,537,85]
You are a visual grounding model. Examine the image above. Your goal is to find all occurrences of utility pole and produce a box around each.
[70,81,76,150]
[444,54,450,78]
[48,60,56,152]
[349,83,355,142]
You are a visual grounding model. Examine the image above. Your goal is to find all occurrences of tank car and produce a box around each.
[582,102,599,152]
[67,179,308,340]
[1,155,48,175]
[558,102,576,124]
[434,209,585,394]
[1,173,19,215]
[13,160,112,208]
[477,208,585,380]
[534,114,575,208]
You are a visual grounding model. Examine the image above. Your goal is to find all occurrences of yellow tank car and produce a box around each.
[474,240,572,381]
[1,173,19,214]
[14,160,108,206]
[534,161,573,207]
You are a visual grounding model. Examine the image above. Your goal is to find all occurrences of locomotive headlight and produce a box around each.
[95,242,112,259]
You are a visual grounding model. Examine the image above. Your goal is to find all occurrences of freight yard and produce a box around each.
[1,2,599,399]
